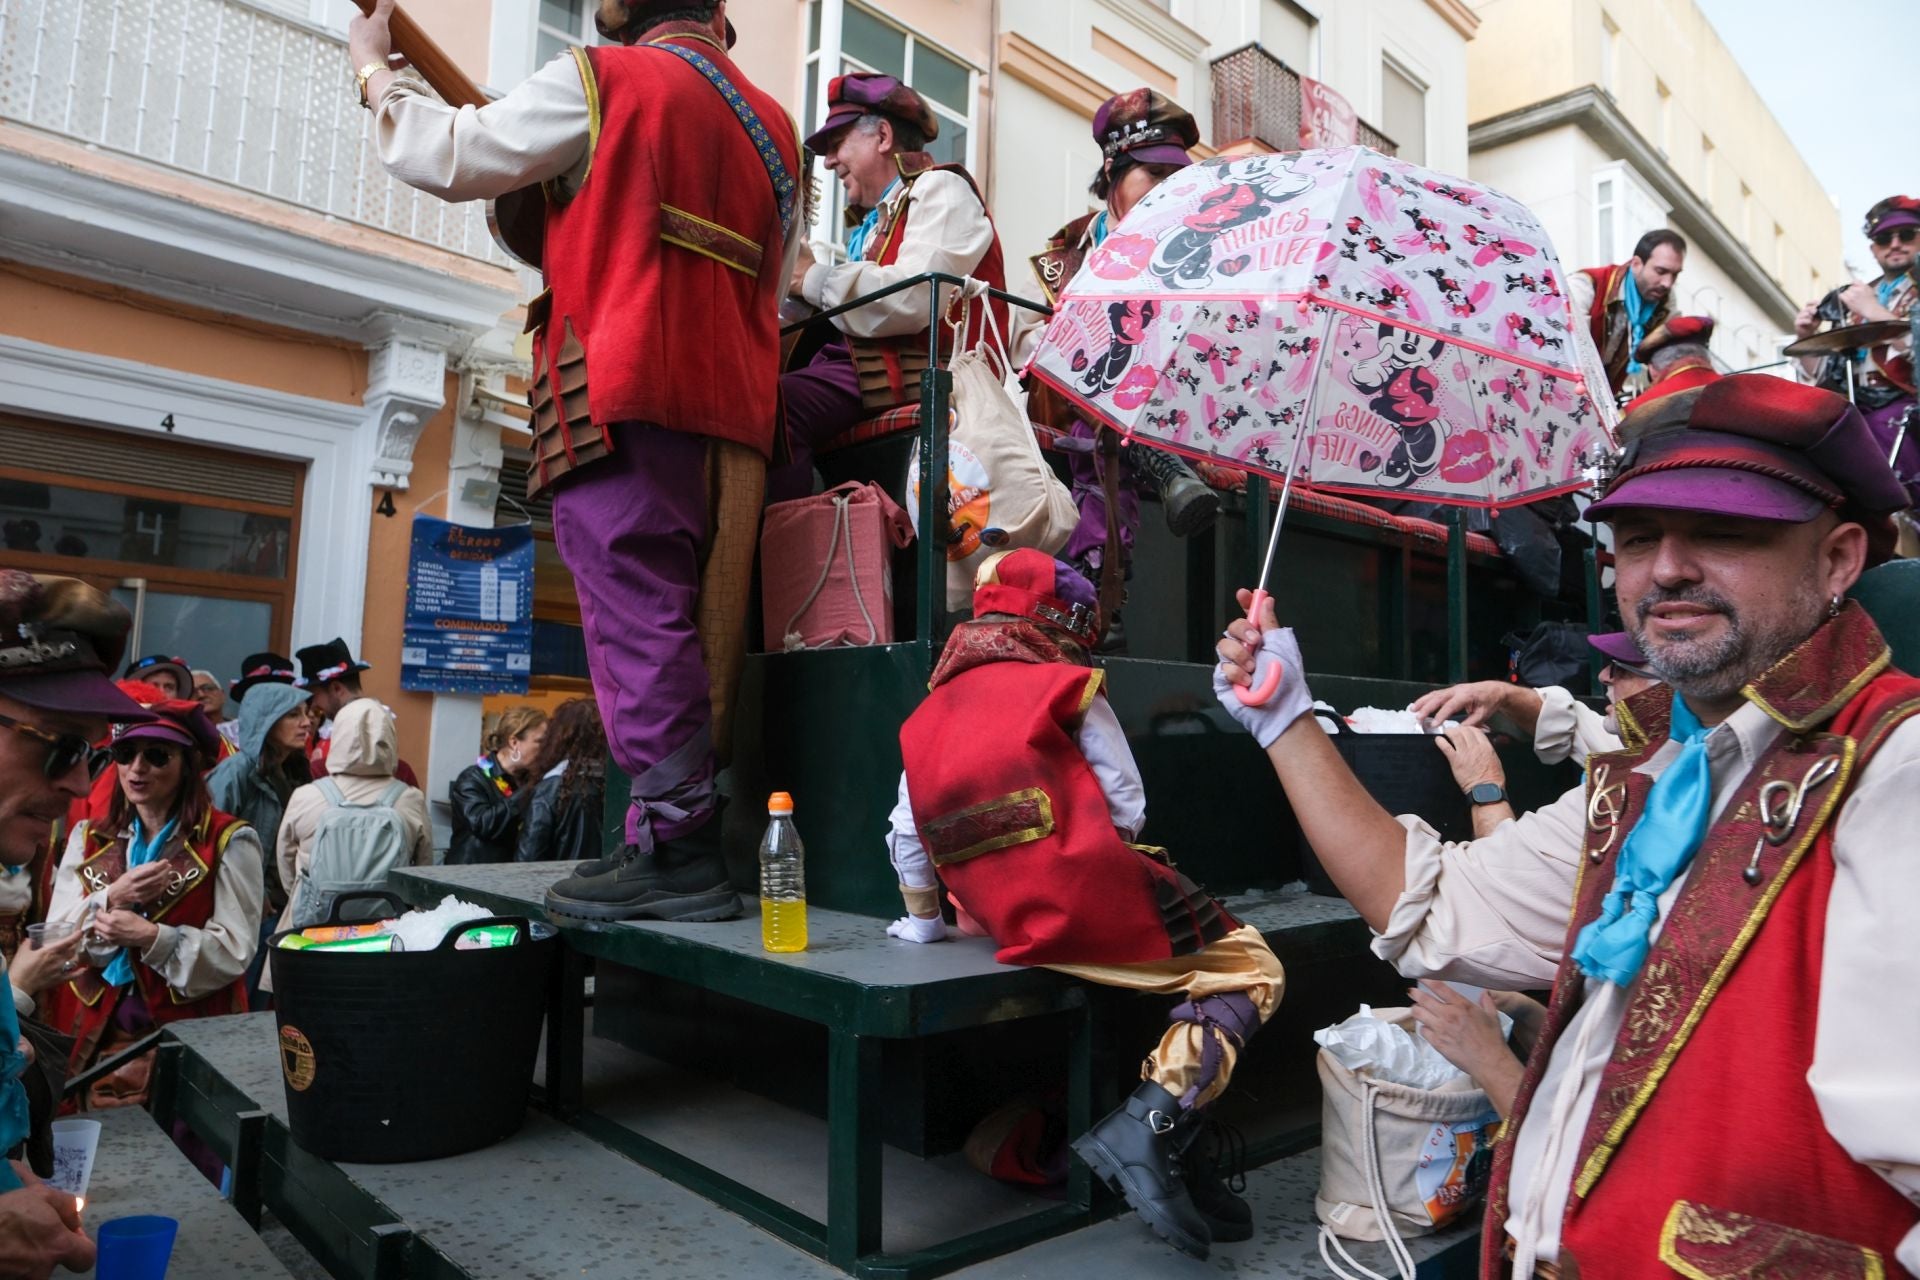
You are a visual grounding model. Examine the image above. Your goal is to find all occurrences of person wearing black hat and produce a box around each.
[355,0,801,920]
[0,572,128,1274]
[122,653,192,702]
[294,639,418,790]
[772,71,1010,500]
[1216,376,1920,1274]
[1028,89,1218,647]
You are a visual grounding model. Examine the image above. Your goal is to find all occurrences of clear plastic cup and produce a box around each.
[95,1215,178,1280]
[25,921,75,950]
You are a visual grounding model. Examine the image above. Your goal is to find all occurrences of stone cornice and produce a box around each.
[1091,0,1210,59]
[1469,85,1796,327]
[1423,0,1481,40]
[999,32,1115,119]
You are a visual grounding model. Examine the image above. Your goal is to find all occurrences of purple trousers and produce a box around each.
[1060,417,1148,572]
[770,342,865,504]
[550,424,714,849]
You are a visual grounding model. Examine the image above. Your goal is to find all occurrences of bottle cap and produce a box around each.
[768,791,794,814]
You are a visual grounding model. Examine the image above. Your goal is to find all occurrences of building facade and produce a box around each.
[1,0,1478,846]
[1463,0,1843,379]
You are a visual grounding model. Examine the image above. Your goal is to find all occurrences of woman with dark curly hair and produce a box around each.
[515,699,609,864]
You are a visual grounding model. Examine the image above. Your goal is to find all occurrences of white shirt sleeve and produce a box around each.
[1078,695,1145,840]
[801,170,996,339]
[1532,685,1622,766]
[885,771,937,894]
[1808,716,1920,1272]
[1566,269,1596,317]
[373,54,592,202]
[47,823,106,936]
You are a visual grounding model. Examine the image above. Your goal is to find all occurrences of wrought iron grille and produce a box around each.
[1209,43,1396,156]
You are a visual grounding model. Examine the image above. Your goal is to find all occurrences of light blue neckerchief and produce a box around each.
[1089,209,1110,249]
[0,968,27,1191]
[1621,268,1655,377]
[1572,692,1712,986]
[1847,276,1909,366]
[102,816,176,989]
[845,178,901,262]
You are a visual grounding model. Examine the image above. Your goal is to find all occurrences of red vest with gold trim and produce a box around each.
[898,645,1228,967]
[528,31,798,493]
[45,813,251,1074]
[1480,605,1920,1279]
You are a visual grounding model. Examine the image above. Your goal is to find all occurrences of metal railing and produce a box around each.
[1210,43,1396,156]
[0,0,508,263]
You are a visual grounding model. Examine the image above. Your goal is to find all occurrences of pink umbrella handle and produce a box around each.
[1233,589,1283,707]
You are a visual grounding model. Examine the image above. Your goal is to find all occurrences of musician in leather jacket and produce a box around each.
[515,699,608,865]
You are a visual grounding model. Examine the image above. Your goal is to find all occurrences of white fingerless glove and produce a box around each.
[1212,625,1314,748]
[886,915,949,944]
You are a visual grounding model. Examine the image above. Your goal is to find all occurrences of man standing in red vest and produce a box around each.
[1568,229,1686,398]
[774,74,1007,499]
[354,0,802,921]
[1217,376,1920,1276]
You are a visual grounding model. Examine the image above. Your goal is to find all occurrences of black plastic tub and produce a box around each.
[267,891,557,1163]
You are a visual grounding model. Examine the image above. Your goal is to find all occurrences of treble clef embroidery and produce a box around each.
[1585,762,1627,862]
[1742,755,1841,885]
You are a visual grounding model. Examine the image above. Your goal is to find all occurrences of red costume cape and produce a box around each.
[898,621,1230,967]
[1480,604,1920,1278]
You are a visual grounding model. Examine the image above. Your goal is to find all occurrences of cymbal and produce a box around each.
[1782,319,1910,357]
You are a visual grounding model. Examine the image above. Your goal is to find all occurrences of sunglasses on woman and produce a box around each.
[109,741,181,770]
[1871,228,1918,248]
[0,712,110,780]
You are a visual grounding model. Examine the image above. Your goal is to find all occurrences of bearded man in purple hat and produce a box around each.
[1794,194,1919,506]
[1218,375,1920,1276]
[773,72,1009,498]
[1027,89,1218,649]
[353,0,803,922]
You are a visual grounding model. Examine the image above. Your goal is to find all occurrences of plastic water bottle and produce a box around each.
[760,792,808,953]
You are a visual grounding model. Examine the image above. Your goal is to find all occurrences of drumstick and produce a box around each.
[350,0,489,109]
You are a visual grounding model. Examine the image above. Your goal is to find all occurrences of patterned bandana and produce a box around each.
[1572,691,1712,986]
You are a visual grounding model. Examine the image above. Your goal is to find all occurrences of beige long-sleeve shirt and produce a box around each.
[45,820,266,1007]
[373,51,805,288]
[798,170,996,340]
[1530,685,1622,765]
[1374,699,1920,1274]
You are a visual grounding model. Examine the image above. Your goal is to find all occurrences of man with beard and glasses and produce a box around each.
[1213,377,1920,1276]
[1570,229,1687,397]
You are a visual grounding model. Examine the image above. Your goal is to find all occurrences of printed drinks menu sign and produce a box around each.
[401,516,534,693]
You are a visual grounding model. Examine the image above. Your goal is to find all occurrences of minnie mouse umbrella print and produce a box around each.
[1026,146,1616,703]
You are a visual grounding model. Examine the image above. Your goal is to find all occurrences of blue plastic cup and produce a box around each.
[95,1215,178,1280]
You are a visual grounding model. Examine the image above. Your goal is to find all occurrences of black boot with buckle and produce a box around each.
[1071,1081,1212,1259]
[545,812,741,923]
[1124,443,1219,538]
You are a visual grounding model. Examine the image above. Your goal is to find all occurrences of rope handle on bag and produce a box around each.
[782,490,878,651]
[1318,1080,1417,1280]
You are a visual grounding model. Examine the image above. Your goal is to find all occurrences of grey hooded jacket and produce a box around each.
[206,681,312,911]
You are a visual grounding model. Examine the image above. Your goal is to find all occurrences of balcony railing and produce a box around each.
[1210,43,1396,156]
[0,0,507,264]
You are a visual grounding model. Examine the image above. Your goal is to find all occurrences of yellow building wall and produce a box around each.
[1468,0,1841,299]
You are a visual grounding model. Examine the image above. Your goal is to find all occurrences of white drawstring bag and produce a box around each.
[908,278,1077,611]
[1314,1007,1501,1280]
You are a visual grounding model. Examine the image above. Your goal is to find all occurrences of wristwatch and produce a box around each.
[1466,781,1507,806]
[355,60,389,110]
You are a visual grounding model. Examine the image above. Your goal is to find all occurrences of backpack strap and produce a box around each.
[315,777,346,808]
[378,780,409,807]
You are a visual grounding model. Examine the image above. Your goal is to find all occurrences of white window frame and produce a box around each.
[805,0,980,262]
[1378,50,1428,167]
[534,0,607,71]
[1591,161,1669,265]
